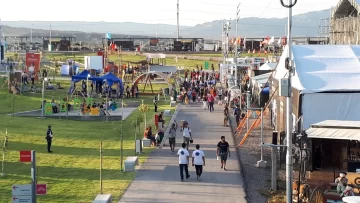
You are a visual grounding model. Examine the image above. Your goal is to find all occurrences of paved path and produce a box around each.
[119,102,247,203]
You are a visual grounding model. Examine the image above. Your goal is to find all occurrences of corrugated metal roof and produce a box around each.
[306,120,360,140]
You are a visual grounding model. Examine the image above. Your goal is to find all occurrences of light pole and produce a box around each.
[177,0,180,39]
[41,77,48,118]
[235,3,241,88]
[279,0,297,202]
[87,74,90,97]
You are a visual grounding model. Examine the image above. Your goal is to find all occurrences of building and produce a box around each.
[330,0,360,44]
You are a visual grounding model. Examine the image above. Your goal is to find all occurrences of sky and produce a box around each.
[1,0,338,26]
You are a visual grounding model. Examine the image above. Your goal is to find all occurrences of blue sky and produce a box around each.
[1,0,337,26]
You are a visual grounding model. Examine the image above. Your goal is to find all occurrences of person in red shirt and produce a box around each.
[191,90,197,102]
[207,94,214,112]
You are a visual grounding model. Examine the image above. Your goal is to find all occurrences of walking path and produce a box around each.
[119,102,247,203]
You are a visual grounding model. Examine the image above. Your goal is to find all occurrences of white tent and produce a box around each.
[259,62,277,71]
[274,45,360,129]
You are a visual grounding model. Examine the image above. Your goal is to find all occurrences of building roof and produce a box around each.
[306,120,360,140]
[273,45,360,94]
[332,0,360,18]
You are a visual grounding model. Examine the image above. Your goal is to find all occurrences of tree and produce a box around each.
[138,100,150,130]
[0,129,9,177]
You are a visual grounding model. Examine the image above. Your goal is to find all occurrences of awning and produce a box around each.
[306,120,360,140]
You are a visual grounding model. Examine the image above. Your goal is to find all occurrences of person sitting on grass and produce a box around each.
[144,126,156,146]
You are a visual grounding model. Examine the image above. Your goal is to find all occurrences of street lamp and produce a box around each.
[235,3,241,88]
[41,77,48,118]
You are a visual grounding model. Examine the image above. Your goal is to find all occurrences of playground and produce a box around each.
[0,62,177,203]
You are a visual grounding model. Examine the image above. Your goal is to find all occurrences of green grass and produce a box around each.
[0,77,175,203]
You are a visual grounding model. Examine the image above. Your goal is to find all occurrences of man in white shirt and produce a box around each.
[182,122,192,150]
[192,144,205,180]
[177,143,190,181]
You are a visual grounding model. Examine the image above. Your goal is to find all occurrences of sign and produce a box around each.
[105,33,111,39]
[19,151,32,162]
[204,61,209,69]
[25,53,41,80]
[12,196,32,203]
[36,184,47,195]
[12,184,32,196]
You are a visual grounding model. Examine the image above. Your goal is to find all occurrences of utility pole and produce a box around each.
[223,21,231,75]
[177,0,180,39]
[235,3,241,88]
[49,22,52,51]
[279,0,297,202]
[30,23,33,44]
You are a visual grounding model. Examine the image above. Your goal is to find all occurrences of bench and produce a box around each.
[164,110,171,117]
[92,194,112,203]
[142,139,151,147]
[124,156,139,172]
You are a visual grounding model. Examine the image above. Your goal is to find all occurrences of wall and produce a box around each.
[331,17,360,45]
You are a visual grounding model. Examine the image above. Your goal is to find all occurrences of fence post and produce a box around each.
[271,146,278,191]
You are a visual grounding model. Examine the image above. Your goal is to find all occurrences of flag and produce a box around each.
[268,36,275,45]
[236,37,241,45]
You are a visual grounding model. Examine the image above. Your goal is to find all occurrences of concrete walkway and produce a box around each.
[119,102,247,203]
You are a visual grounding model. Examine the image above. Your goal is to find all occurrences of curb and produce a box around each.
[229,115,249,200]
[159,104,180,148]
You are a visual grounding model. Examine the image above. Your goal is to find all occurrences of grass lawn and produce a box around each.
[0,77,175,203]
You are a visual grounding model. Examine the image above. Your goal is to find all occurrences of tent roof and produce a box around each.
[273,45,360,94]
[306,120,360,140]
[259,63,277,70]
[252,72,272,81]
[98,72,121,83]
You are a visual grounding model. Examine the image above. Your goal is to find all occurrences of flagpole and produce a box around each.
[235,3,241,88]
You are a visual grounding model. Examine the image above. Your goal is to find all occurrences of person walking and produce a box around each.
[223,104,229,127]
[217,136,230,170]
[218,88,223,101]
[192,144,205,180]
[177,143,190,181]
[182,122,192,150]
[234,105,241,126]
[46,125,54,153]
[208,94,214,112]
[169,123,177,153]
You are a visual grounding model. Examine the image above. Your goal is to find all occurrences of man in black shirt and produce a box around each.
[46,125,54,153]
[217,136,230,170]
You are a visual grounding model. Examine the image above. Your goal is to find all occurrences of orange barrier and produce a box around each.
[238,86,279,146]
[236,112,249,137]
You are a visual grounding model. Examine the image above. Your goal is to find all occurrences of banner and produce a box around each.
[25,53,41,80]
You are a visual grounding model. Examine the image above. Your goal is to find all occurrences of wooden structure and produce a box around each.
[330,0,360,44]
[132,71,173,93]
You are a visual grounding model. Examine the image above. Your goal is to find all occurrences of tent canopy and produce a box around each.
[274,45,360,94]
[306,120,360,140]
[71,70,93,83]
[259,62,277,71]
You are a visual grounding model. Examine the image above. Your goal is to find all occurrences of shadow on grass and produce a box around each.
[5,161,135,181]
[9,141,136,157]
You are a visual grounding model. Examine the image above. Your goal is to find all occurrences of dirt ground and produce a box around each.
[229,112,287,203]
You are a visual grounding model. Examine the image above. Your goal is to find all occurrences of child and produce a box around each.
[335,172,348,194]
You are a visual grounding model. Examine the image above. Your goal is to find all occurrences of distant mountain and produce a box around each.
[1,9,330,41]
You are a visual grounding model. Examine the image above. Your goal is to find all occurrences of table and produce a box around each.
[343,196,360,203]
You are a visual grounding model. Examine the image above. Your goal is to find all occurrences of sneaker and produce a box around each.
[186,175,190,179]
[181,179,184,182]
[223,168,226,171]
[196,175,199,180]
[221,165,223,169]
